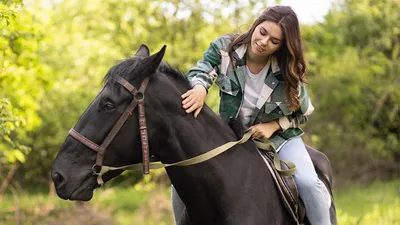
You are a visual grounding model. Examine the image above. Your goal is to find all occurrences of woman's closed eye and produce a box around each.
[271,39,279,45]
[260,28,279,45]
[260,28,267,36]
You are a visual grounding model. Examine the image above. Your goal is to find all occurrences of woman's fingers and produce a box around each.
[182,96,195,108]
[181,85,207,117]
[185,102,200,113]
[181,90,193,99]
[183,98,197,109]
[253,131,261,139]
[194,106,203,118]
[250,126,263,139]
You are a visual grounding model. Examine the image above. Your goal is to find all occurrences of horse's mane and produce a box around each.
[102,57,191,90]
[102,58,138,85]
[159,61,191,89]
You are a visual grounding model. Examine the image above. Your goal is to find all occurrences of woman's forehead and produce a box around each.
[257,20,283,40]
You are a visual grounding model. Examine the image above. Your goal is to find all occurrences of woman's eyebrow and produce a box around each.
[261,26,282,41]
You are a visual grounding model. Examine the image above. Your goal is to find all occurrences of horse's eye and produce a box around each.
[104,103,115,113]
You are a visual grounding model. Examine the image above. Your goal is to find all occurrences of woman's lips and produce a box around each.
[255,44,265,52]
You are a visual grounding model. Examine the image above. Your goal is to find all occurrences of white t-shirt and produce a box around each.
[239,63,270,127]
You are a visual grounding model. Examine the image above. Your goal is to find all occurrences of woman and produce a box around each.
[174,5,331,225]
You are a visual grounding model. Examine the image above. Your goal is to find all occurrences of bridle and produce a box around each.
[66,74,293,186]
[68,76,151,176]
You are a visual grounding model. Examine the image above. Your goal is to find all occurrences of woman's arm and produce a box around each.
[186,37,228,90]
[278,84,315,130]
[182,36,228,117]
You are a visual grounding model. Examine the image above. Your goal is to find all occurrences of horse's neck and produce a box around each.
[167,107,238,161]
[165,105,240,185]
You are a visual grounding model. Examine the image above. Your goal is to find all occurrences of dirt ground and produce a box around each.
[41,203,117,225]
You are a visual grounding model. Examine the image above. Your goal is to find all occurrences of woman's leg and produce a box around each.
[171,185,186,225]
[278,137,331,225]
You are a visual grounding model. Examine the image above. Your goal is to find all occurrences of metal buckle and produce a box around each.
[134,92,144,101]
[92,164,101,175]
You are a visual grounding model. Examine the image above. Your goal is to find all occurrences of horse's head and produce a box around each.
[51,45,189,201]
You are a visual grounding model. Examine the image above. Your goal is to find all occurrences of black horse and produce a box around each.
[51,45,337,225]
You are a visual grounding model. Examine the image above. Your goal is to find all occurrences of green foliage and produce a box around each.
[0,4,17,27]
[0,0,35,167]
[0,99,29,163]
[302,0,400,182]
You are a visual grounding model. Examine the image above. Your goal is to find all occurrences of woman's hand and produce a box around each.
[181,84,207,118]
[249,121,281,139]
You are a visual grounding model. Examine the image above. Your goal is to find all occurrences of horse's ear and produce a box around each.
[135,44,150,57]
[143,45,166,75]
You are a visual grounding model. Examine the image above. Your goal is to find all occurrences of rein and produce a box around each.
[68,76,296,185]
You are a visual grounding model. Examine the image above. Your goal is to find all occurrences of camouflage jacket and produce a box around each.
[186,35,314,149]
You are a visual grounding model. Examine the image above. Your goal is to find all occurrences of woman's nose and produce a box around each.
[260,36,269,46]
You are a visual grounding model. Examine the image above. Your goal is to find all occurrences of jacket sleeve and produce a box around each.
[186,37,225,90]
[278,84,315,130]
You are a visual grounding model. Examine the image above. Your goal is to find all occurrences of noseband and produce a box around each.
[68,76,151,176]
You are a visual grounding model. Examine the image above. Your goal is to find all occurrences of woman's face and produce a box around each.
[249,20,283,61]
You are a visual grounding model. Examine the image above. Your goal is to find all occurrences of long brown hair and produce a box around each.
[228,6,306,110]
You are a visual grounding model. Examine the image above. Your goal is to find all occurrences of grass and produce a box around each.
[1,180,399,224]
[0,192,72,224]
[91,184,174,225]
[334,179,400,225]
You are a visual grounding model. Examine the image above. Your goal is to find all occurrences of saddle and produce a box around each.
[258,145,334,225]
[258,149,306,225]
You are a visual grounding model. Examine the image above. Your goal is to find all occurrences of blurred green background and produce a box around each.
[0,0,399,224]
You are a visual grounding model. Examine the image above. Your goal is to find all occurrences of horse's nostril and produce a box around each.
[52,172,65,189]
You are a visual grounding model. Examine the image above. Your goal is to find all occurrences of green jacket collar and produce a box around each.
[232,43,282,90]
[233,43,281,74]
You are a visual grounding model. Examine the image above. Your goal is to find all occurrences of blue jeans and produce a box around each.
[278,137,331,225]
[171,186,185,225]
[171,137,331,225]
